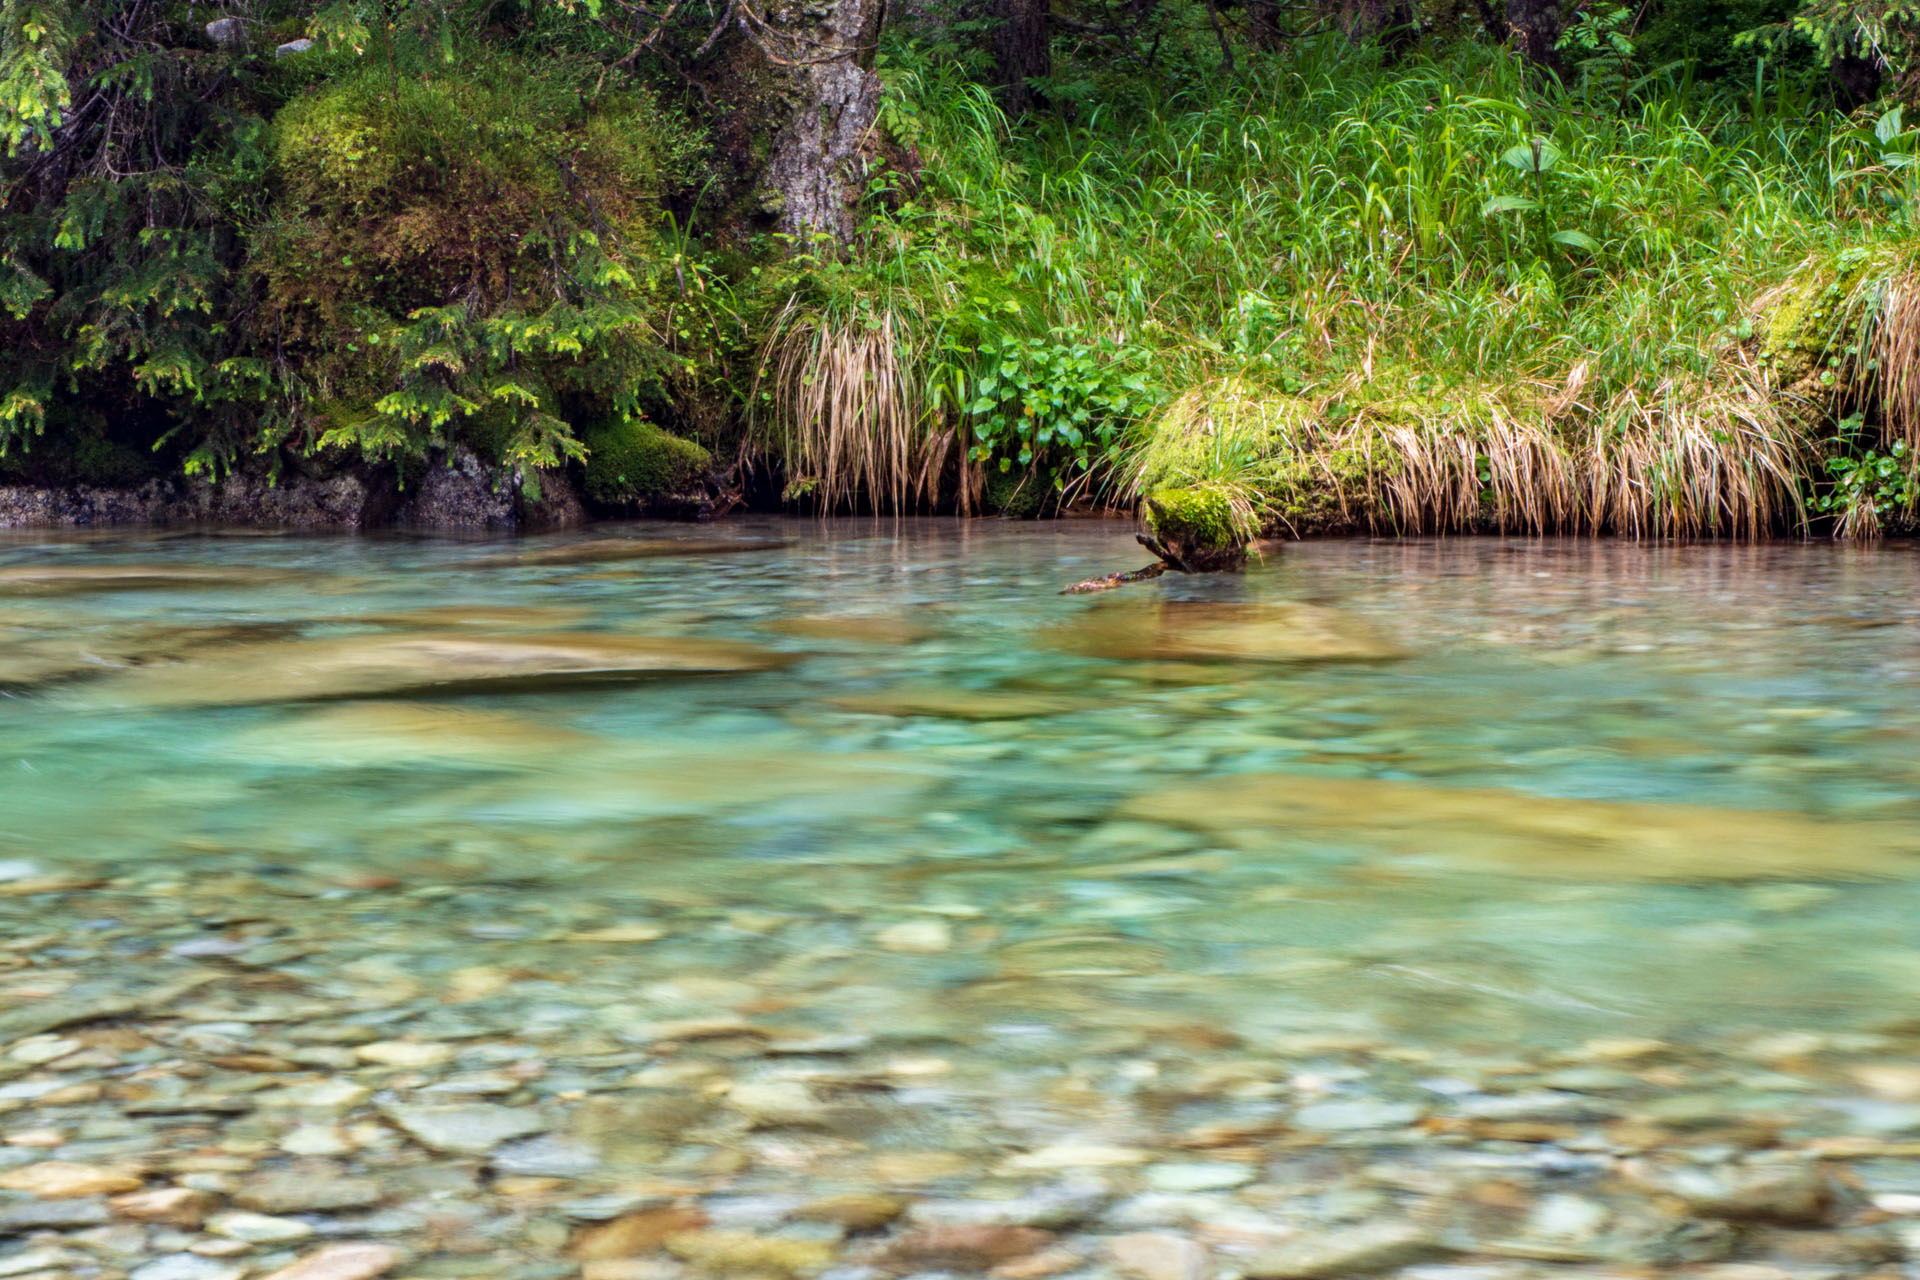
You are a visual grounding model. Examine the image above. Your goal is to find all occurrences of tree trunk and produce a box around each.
[1504,0,1562,77]
[991,0,1050,116]
[1832,51,1883,110]
[1340,0,1416,56]
[752,0,888,246]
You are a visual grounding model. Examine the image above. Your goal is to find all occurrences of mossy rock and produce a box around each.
[582,420,713,508]
[1142,485,1249,571]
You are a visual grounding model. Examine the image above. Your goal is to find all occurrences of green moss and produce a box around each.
[582,419,713,506]
[1145,485,1239,549]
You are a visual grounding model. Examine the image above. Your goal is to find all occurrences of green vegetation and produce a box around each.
[582,419,713,507]
[6,0,1920,536]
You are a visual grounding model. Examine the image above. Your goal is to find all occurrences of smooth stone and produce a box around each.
[1293,1100,1423,1131]
[726,1082,826,1127]
[832,690,1091,721]
[1456,1091,1620,1123]
[379,1103,547,1155]
[1524,1195,1609,1243]
[1124,774,1920,881]
[794,1194,907,1231]
[1045,600,1405,665]
[1242,1223,1451,1279]
[88,631,791,708]
[204,17,243,44]
[0,565,281,597]
[879,1225,1057,1270]
[0,1250,69,1277]
[259,1243,404,1280]
[473,537,790,567]
[662,1230,835,1277]
[355,1042,454,1069]
[0,1161,142,1197]
[569,1206,708,1260]
[0,1196,110,1232]
[129,1256,244,1280]
[208,1210,317,1243]
[875,921,954,953]
[906,1184,1106,1230]
[235,1170,385,1214]
[111,1186,218,1227]
[0,863,42,883]
[492,1135,602,1178]
[1108,1232,1211,1280]
[1143,1163,1255,1193]
[1000,1144,1149,1172]
[1648,1164,1841,1226]
[274,37,313,55]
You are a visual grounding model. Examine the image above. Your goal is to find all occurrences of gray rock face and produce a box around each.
[205,17,244,45]
[275,38,314,56]
[0,449,586,532]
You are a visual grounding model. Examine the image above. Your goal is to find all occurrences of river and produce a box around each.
[0,521,1916,1277]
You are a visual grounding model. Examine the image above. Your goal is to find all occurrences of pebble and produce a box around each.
[493,1134,602,1177]
[1292,1100,1423,1131]
[235,1169,385,1214]
[663,1230,836,1276]
[378,1102,547,1154]
[876,921,953,953]
[1143,1163,1254,1193]
[354,1041,455,1068]
[796,1193,908,1231]
[111,1186,219,1227]
[1108,1232,1211,1280]
[259,1243,404,1280]
[0,1161,142,1197]
[0,1197,110,1232]
[128,1256,245,1280]
[1242,1223,1450,1278]
[208,1210,318,1243]
[879,1225,1057,1270]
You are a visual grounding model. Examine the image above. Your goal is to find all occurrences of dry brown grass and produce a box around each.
[1141,361,1817,540]
[754,303,978,513]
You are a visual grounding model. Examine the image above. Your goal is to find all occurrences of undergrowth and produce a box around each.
[753,34,1920,535]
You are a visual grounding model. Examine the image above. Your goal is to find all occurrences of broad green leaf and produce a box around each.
[1481,195,1539,216]
[1550,229,1600,252]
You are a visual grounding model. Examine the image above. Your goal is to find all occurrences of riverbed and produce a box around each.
[1,521,1919,1280]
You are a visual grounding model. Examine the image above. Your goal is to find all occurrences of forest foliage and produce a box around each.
[3,0,1920,532]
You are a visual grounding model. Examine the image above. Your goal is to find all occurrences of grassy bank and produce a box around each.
[758,36,1920,537]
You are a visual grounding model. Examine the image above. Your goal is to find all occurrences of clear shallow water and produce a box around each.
[5,519,1920,1064]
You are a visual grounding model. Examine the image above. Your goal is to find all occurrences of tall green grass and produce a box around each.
[760,34,1917,535]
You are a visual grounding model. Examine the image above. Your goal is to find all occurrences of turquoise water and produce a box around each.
[6,520,1920,1061]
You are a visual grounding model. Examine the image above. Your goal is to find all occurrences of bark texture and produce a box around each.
[755,0,888,245]
[1339,0,1416,55]
[991,0,1051,116]
[1504,0,1562,76]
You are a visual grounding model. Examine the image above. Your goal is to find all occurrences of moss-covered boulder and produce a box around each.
[1141,485,1251,572]
[582,420,713,510]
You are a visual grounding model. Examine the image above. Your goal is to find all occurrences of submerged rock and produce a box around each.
[86,631,791,707]
[1242,1223,1451,1279]
[1123,774,1920,881]
[0,564,280,596]
[379,1102,548,1154]
[473,537,789,567]
[1046,599,1403,665]
[831,688,1091,721]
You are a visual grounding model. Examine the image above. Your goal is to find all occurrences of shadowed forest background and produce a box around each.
[5,0,1920,540]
